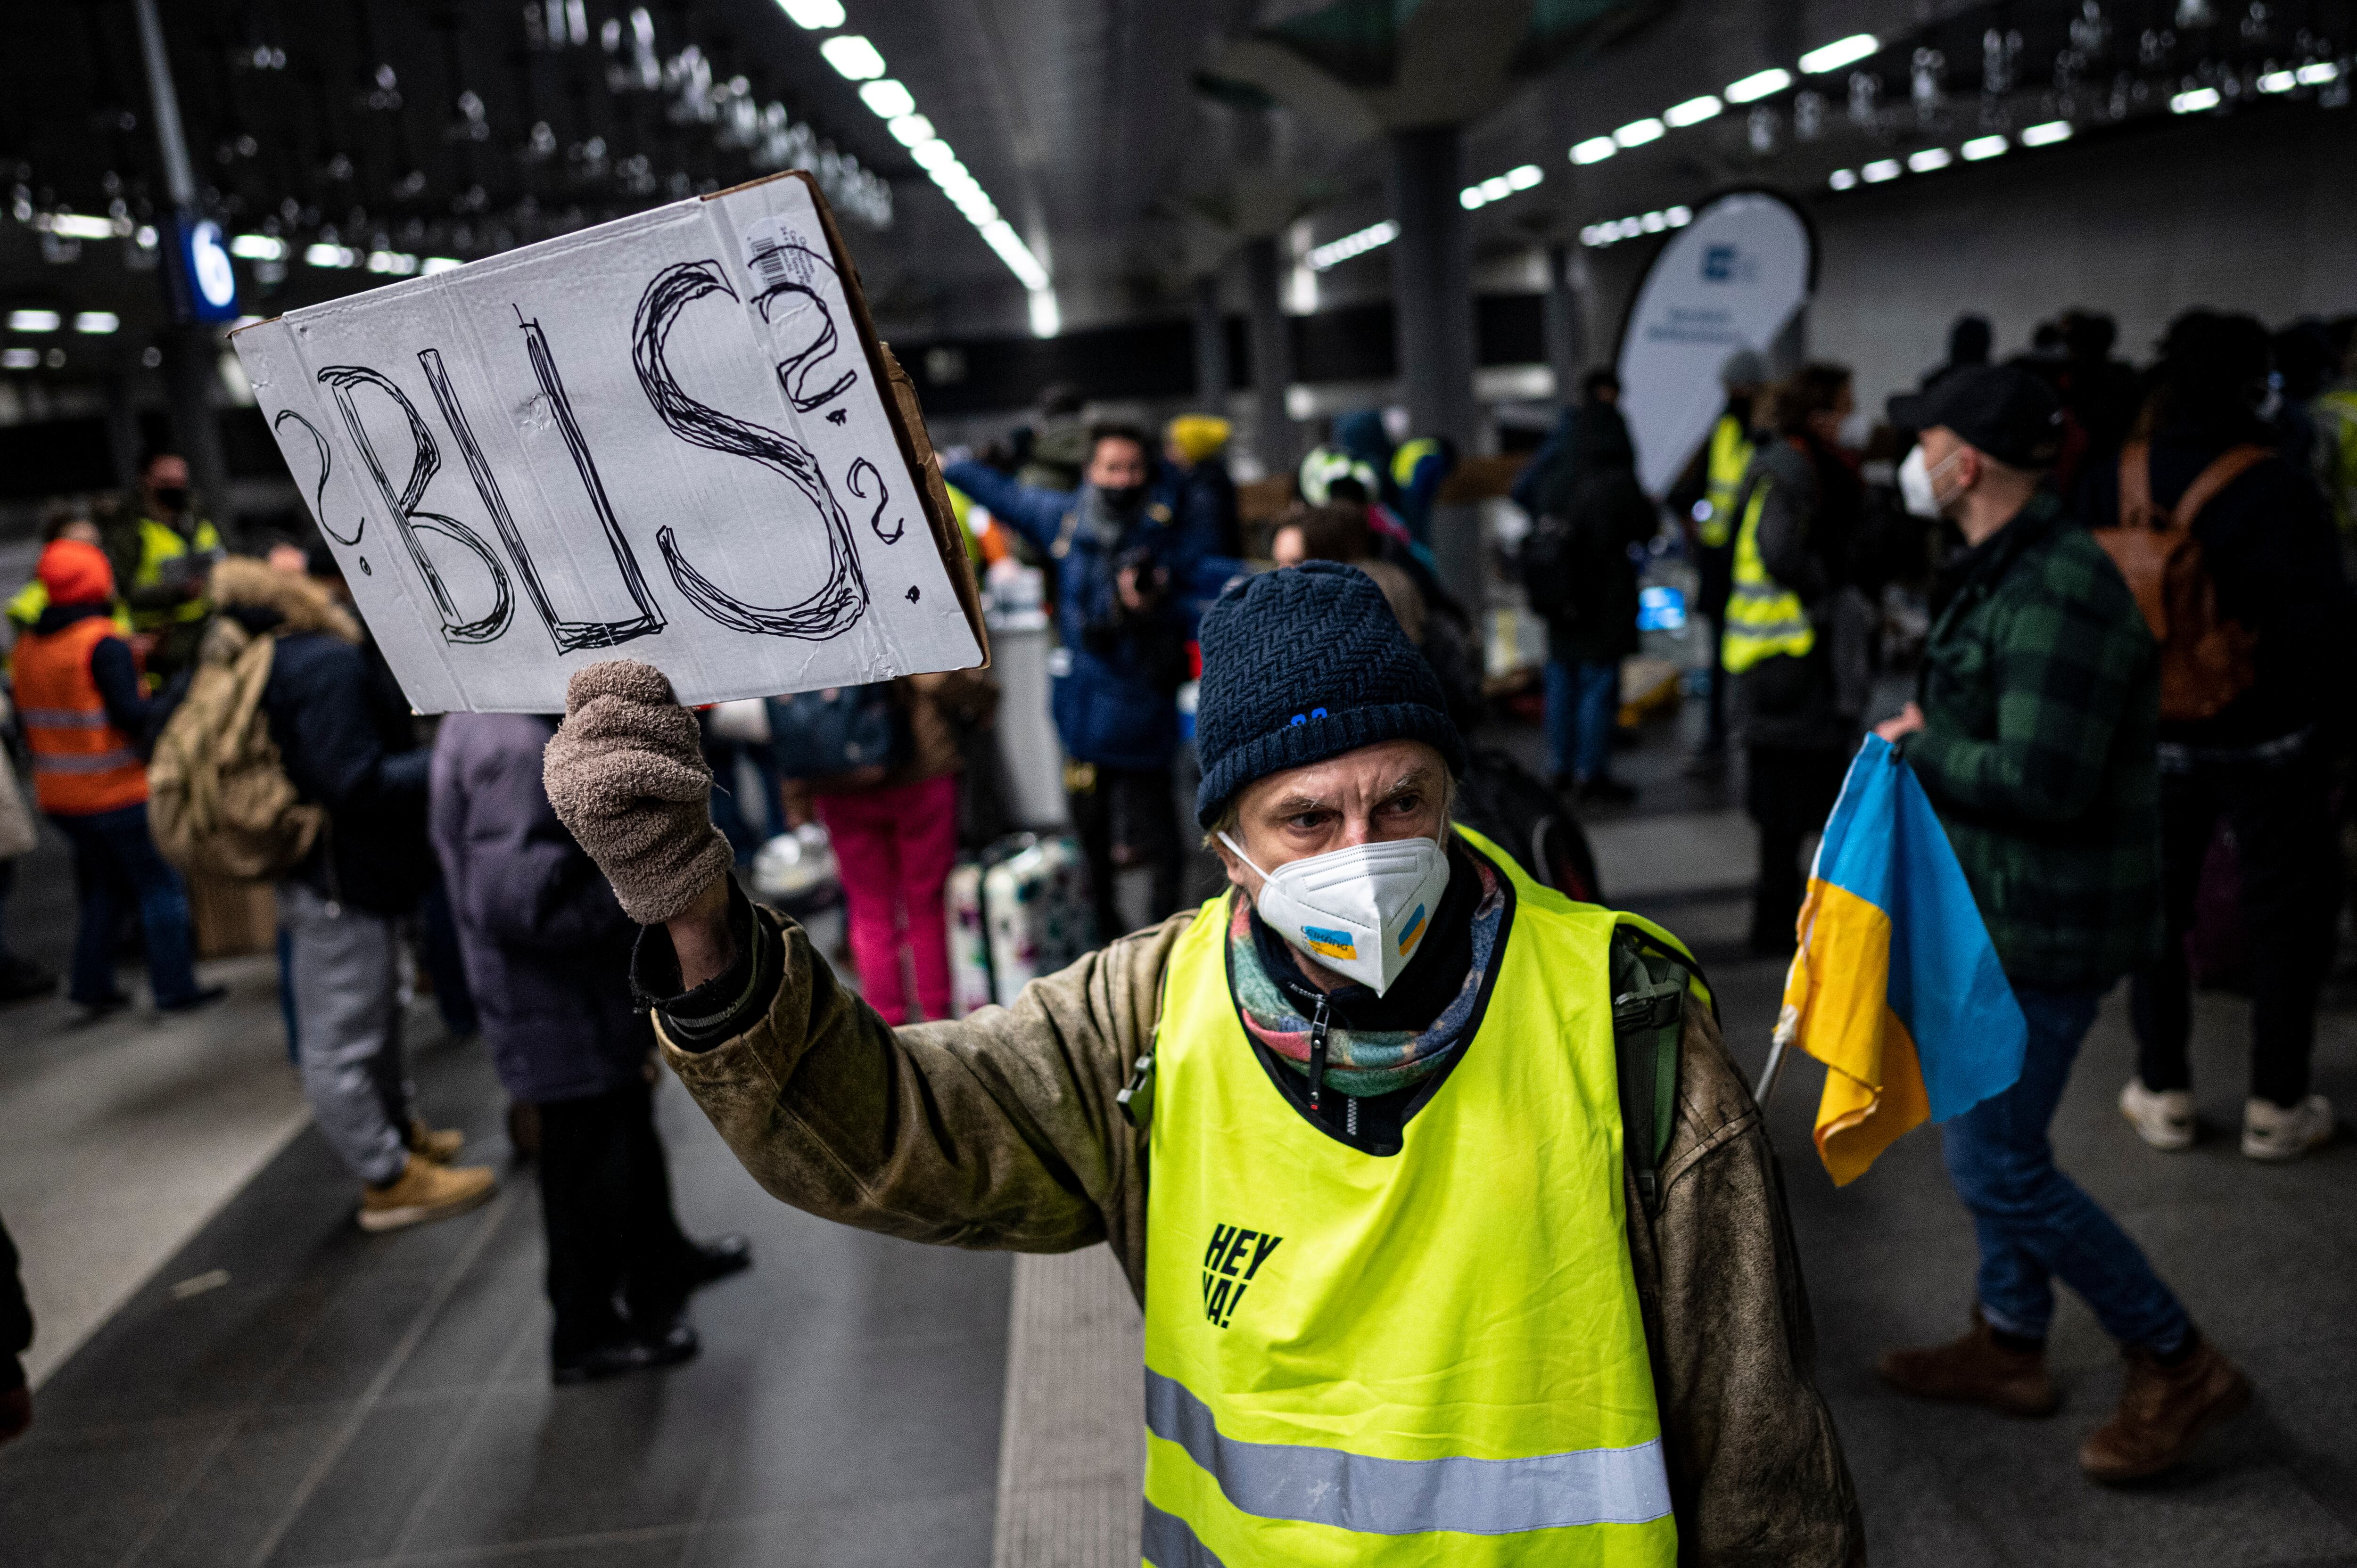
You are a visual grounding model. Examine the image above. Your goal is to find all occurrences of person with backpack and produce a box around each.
[533,563,1864,1565]
[1873,364,2250,1484]
[204,558,495,1231]
[1521,398,1657,804]
[9,538,219,1016]
[2081,311,2354,1162]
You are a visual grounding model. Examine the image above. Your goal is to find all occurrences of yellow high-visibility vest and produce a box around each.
[130,515,223,631]
[2318,388,2357,535]
[1142,827,1679,1567]
[1697,414,1755,549]
[1721,475,1814,674]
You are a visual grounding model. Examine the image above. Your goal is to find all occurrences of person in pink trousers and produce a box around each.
[801,672,996,1025]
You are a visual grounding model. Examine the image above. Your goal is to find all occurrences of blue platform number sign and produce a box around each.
[178,217,239,323]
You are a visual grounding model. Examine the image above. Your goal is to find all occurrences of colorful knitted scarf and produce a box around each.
[1227,854,1505,1098]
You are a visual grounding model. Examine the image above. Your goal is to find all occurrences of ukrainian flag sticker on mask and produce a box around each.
[1396,903,1427,956]
[1301,926,1358,961]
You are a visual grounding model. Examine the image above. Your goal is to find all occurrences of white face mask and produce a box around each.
[1898,443,1968,518]
[1218,831,1452,997]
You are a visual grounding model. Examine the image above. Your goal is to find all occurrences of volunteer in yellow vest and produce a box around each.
[538,563,1862,1565]
[10,539,220,1016]
[121,452,224,679]
[5,513,131,671]
[1667,350,1764,766]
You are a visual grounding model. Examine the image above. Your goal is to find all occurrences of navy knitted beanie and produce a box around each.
[1193,561,1467,828]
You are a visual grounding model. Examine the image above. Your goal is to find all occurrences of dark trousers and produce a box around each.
[1746,745,1849,948]
[1695,543,1734,751]
[1067,763,1181,940]
[2129,751,2338,1108]
[536,1079,696,1362]
[50,803,201,1008]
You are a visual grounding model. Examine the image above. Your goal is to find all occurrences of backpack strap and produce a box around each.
[1608,925,1694,1215]
[2171,443,2273,529]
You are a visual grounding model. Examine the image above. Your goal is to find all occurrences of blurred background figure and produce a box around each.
[1666,348,1767,772]
[1921,312,1994,392]
[13,539,216,1016]
[0,684,57,1004]
[1387,431,1458,544]
[1297,409,1390,506]
[1015,383,1090,493]
[1159,414,1243,560]
[431,711,750,1383]
[1511,367,1621,524]
[115,453,222,682]
[0,1213,27,1448]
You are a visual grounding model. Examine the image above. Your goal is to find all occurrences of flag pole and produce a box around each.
[1755,1034,1790,1108]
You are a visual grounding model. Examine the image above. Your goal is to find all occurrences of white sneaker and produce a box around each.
[2241,1095,2335,1162]
[2119,1078,2195,1151]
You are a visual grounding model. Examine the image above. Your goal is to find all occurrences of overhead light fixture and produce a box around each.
[911,139,957,171]
[1665,205,1692,226]
[857,78,915,118]
[2170,86,2222,113]
[1798,34,1879,74]
[1308,219,1398,270]
[2258,69,2297,92]
[1861,158,1902,182]
[366,250,420,275]
[1569,135,1617,164]
[2020,119,2073,145]
[1027,288,1059,339]
[1907,147,1952,172]
[1640,210,1667,232]
[229,233,288,261]
[1,348,39,369]
[421,257,463,275]
[775,0,845,27]
[1613,117,1665,148]
[1506,164,1542,190]
[1828,167,1859,189]
[887,113,936,147]
[978,219,1049,292]
[2298,60,2341,84]
[1724,67,1792,103]
[40,213,118,241]
[8,310,62,333]
[819,34,886,80]
[1664,94,1723,128]
[1961,134,2009,160]
[73,311,119,334]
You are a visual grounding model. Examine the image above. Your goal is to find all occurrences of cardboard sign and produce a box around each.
[231,172,986,714]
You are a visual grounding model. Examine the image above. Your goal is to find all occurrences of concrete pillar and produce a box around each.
[1242,236,1295,478]
[1386,123,1482,614]
[1192,271,1230,410]
[102,374,144,490]
[1543,241,1589,398]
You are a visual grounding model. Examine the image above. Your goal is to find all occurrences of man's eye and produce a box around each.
[1287,813,1327,831]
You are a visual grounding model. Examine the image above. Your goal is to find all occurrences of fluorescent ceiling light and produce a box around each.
[1960,134,2009,160]
[1459,187,1485,211]
[911,139,957,170]
[1640,210,1666,232]
[1861,158,1902,182]
[775,0,845,27]
[366,250,419,275]
[1828,167,1859,189]
[1724,67,1791,103]
[857,78,915,118]
[43,213,117,240]
[1,348,39,369]
[887,114,936,147]
[1799,34,1879,74]
[73,311,119,334]
[1613,117,1665,148]
[1907,147,1952,172]
[229,233,287,260]
[421,257,462,275]
[1308,220,1397,270]
[305,243,360,267]
[1665,205,1692,226]
[8,310,62,333]
[2298,61,2341,84]
[1505,164,1542,189]
[1481,175,1512,199]
[2020,119,2073,146]
[819,35,885,80]
[1664,94,1722,127]
[2257,70,2296,92]
[1028,289,1059,339]
[1569,135,1617,164]
[2170,86,2222,112]
[979,219,1049,292]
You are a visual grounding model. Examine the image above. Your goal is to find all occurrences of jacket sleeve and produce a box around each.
[1630,1002,1865,1568]
[87,635,157,742]
[279,642,429,816]
[650,901,1178,1284]
[1904,546,2150,823]
[943,460,1078,557]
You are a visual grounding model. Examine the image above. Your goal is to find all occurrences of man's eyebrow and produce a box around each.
[1269,792,1329,814]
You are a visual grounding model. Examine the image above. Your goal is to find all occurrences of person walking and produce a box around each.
[536,562,1866,1566]
[1873,364,2250,1484]
[209,559,494,1231]
[2079,312,2354,1161]
[799,672,996,1026]
[946,425,1194,936]
[1723,365,1869,953]
[430,712,750,1382]
[10,539,219,1016]
[1668,350,1765,769]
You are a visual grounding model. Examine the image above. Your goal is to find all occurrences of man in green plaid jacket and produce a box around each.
[1870,365,2249,1487]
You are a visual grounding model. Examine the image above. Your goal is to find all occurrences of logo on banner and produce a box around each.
[1701,244,1758,285]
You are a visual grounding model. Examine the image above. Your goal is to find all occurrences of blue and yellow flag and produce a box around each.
[1776,736,2027,1185]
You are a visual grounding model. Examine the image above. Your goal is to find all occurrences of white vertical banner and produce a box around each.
[1615,192,1816,497]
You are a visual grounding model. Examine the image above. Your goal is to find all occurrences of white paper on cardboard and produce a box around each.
[231,173,983,714]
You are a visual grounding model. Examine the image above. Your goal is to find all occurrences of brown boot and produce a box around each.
[2079,1333,2251,1483]
[407,1118,465,1165]
[358,1154,496,1232]
[1878,1311,2060,1417]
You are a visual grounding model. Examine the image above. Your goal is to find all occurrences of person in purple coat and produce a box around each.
[429,712,752,1383]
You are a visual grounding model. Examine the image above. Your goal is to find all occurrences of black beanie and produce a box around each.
[1192,561,1467,828]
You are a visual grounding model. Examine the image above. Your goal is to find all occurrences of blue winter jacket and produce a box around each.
[944,461,1192,771]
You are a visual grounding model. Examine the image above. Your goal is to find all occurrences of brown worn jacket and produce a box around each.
[657,902,1864,1566]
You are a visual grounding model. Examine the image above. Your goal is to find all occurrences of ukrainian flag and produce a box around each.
[1776,736,2027,1185]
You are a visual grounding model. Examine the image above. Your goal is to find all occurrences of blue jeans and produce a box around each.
[1940,984,2191,1351]
[49,803,202,1009]
[1543,658,1620,782]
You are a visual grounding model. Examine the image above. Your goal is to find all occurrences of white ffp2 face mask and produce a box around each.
[1218,832,1452,997]
[1897,443,1967,518]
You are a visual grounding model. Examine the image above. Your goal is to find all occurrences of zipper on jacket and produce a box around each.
[1307,994,1332,1114]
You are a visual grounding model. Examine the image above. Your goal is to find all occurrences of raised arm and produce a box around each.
[942,460,1078,557]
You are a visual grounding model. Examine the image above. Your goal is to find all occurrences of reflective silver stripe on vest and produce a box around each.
[1143,1501,1228,1568]
[20,707,111,729]
[32,749,140,774]
[1146,1369,1673,1537]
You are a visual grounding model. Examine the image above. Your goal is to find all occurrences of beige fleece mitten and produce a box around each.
[544,660,734,924]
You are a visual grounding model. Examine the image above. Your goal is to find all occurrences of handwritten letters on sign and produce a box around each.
[232,172,982,714]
